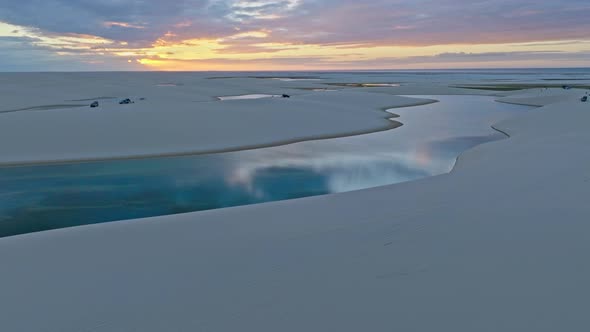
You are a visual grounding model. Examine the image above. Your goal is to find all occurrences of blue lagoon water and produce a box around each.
[0,95,533,237]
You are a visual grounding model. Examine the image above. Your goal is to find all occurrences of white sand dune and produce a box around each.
[0,73,443,165]
[0,83,589,331]
[0,92,432,165]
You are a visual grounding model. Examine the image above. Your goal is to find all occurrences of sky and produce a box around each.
[0,0,589,71]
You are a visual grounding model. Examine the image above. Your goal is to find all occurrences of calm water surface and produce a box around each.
[0,95,533,237]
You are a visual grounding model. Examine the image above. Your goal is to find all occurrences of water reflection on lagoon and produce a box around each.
[0,95,533,237]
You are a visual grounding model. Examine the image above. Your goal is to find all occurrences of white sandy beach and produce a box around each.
[0,72,590,331]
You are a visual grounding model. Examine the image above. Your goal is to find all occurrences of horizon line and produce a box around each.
[1,66,589,74]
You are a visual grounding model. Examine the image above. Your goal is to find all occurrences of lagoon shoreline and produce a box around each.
[0,73,446,167]
[0,99,442,168]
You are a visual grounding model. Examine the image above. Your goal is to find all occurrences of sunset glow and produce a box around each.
[1,0,589,71]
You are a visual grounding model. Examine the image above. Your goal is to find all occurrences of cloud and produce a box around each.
[1,0,590,70]
[0,0,233,46]
[227,0,301,20]
[0,35,42,43]
[0,39,139,71]
[254,0,590,46]
[2,0,588,47]
[131,49,590,71]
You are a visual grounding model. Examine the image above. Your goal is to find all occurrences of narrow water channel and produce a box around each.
[0,95,533,237]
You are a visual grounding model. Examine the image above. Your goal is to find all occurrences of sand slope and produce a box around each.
[0,89,589,330]
[0,72,508,165]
